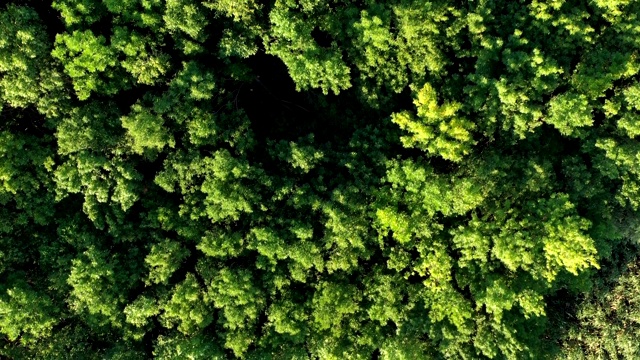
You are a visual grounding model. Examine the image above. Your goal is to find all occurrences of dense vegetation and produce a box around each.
[1,0,640,358]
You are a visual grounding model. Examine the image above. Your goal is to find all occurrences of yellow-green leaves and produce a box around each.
[111,27,171,86]
[155,149,261,223]
[145,239,190,285]
[54,150,143,217]
[392,83,475,162]
[121,104,174,155]
[52,0,106,26]
[557,258,640,359]
[0,5,66,115]
[205,0,261,23]
[266,4,351,94]
[267,296,308,338]
[595,138,640,209]
[103,0,164,28]
[200,266,265,356]
[52,30,122,100]
[623,83,640,111]
[0,276,58,342]
[540,195,598,277]
[272,135,325,173]
[124,295,159,340]
[67,247,125,327]
[454,194,598,284]
[169,61,217,101]
[392,0,455,77]
[200,150,258,222]
[617,84,640,138]
[163,0,209,41]
[347,1,460,106]
[312,280,361,332]
[352,10,407,96]
[419,241,473,327]
[546,92,593,136]
[198,230,245,258]
[153,333,225,359]
[160,273,212,335]
[56,102,121,155]
[124,296,159,328]
[5,0,640,359]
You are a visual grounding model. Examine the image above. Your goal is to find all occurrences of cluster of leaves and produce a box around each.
[551,222,640,360]
[1,0,640,359]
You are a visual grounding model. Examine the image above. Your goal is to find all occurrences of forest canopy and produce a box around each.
[1,0,640,359]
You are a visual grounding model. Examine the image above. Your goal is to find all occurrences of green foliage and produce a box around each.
[392,83,476,161]
[348,1,461,105]
[123,295,159,338]
[121,103,174,155]
[546,92,593,136]
[52,30,125,100]
[0,131,55,224]
[205,0,261,23]
[0,275,58,343]
[0,5,49,109]
[103,0,164,29]
[0,5,67,116]
[160,273,212,335]
[3,0,640,359]
[54,150,142,217]
[153,332,225,359]
[145,239,190,285]
[163,0,210,50]
[557,254,640,360]
[111,27,171,85]
[265,1,351,94]
[156,149,262,222]
[55,101,122,155]
[52,0,106,26]
[66,246,128,327]
[199,265,265,356]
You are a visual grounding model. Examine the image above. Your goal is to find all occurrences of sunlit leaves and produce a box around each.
[103,0,164,28]
[266,295,309,339]
[124,295,159,329]
[266,3,351,94]
[52,0,106,26]
[153,332,225,359]
[121,103,174,155]
[595,138,640,209]
[392,83,475,162]
[349,1,457,104]
[111,27,171,85]
[200,266,265,356]
[0,131,55,224]
[546,92,593,136]
[56,101,122,155]
[145,239,190,285]
[558,258,640,359]
[0,5,49,108]
[0,276,58,342]
[54,151,142,216]
[205,0,261,23]
[169,61,216,101]
[2,0,640,359]
[271,135,325,173]
[67,246,126,327]
[52,30,124,100]
[160,273,212,335]
[163,0,209,42]
[199,150,259,222]
[312,280,361,332]
[198,230,245,258]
